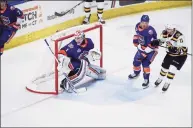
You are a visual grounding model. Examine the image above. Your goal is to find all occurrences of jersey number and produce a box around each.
[180,38,183,43]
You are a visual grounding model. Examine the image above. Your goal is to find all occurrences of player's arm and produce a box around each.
[10,6,24,30]
[143,28,158,54]
[175,35,188,55]
[132,24,140,47]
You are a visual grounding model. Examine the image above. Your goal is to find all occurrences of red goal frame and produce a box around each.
[26,24,103,95]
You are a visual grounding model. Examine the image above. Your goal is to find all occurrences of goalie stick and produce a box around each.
[55,1,84,17]
[44,39,87,93]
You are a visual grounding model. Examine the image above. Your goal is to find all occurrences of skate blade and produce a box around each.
[142,85,149,89]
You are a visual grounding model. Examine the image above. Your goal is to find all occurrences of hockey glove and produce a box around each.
[168,46,178,53]
[151,39,163,47]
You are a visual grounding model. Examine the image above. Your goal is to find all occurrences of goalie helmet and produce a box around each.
[74,30,85,45]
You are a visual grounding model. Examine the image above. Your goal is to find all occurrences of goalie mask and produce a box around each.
[74,30,85,45]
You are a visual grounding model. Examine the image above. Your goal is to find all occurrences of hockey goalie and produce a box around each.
[57,30,106,93]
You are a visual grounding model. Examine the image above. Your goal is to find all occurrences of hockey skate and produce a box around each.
[98,17,105,24]
[162,83,170,92]
[60,78,73,93]
[82,14,91,25]
[154,78,163,87]
[128,73,139,79]
[142,79,149,88]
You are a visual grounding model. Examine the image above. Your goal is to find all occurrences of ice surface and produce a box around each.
[1,7,191,127]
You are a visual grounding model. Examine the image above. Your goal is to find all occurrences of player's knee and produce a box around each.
[69,60,87,84]
[143,67,150,74]
[133,66,141,72]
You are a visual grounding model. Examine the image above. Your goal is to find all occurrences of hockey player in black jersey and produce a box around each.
[151,24,188,92]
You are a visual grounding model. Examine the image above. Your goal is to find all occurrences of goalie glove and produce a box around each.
[88,48,101,61]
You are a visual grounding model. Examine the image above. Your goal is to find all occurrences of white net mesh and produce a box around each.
[26,24,102,94]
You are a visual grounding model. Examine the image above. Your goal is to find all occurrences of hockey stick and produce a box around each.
[159,45,192,56]
[55,1,84,17]
[44,39,87,93]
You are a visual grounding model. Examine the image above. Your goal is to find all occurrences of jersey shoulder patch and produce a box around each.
[10,6,16,11]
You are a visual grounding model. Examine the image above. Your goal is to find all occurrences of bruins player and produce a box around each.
[82,0,105,24]
[151,24,188,92]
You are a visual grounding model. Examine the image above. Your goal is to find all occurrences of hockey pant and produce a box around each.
[67,59,106,87]
[0,28,16,56]
[132,50,158,80]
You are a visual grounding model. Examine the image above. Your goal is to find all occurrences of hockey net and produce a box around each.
[26,24,103,95]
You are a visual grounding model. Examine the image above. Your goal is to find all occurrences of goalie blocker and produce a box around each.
[57,30,106,93]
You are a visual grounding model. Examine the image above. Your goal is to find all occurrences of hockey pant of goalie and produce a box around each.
[0,28,16,56]
[63,59,106,88]
[132,50,158,80]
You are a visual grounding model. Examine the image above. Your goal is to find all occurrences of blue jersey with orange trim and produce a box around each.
[0,4,23,32]
[59,38,94,70]
[133,22,157,48]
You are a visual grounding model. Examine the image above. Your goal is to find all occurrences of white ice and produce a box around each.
[1,7,191,127]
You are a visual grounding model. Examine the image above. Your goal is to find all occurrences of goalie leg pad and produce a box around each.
[61,59,88,92]
[86,64,106,80]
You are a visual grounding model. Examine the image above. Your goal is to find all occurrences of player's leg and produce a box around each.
[82,0,93,24]
[0,44,4,56]
[60,59,88,92]
[0,29,15,56]
[162,55,187,92]
[154,54,171,87]
[96,0,105,24]
[86,64,106,80]
[141,51,158,87]
[128,51,144,79]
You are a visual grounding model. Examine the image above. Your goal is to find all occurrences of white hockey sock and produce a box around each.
[84,2,91,18]
[158,67,168,80]
[165,65,177,84]
[97,2,104,19]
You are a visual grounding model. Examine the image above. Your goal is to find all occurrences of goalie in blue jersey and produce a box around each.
[57,30,106,93]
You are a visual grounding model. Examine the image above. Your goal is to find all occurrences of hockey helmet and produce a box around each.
[141,15,150,22]
[74,30,85,44]
[165,24,176,33]
[165,24,176,30]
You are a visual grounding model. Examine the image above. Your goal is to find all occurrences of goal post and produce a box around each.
[26,24,103,95]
